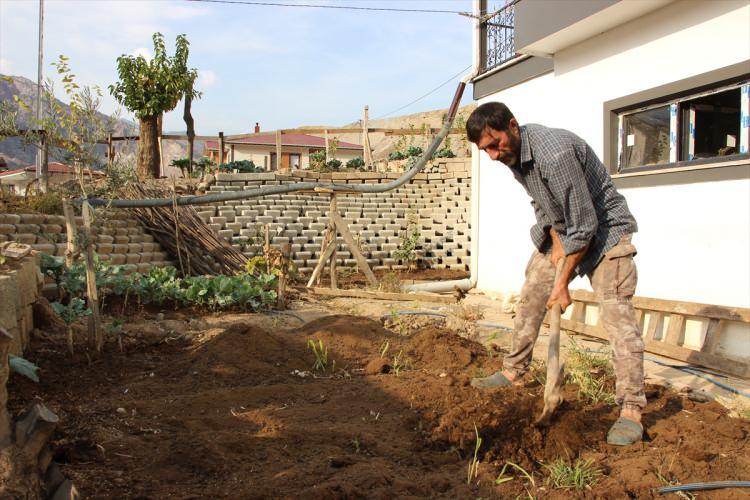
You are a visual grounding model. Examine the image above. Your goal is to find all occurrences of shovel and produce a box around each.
[536,258,565,426]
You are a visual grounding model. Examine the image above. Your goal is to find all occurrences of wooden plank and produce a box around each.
[222,127,465,142]
[62,200,77,268]
[570,289,750,323]
[310,287,456,304]
[329,211,378,287]
[664,314,685,346]
[561,319,750,379]
[643,311,661,341]
[701,318,726,354]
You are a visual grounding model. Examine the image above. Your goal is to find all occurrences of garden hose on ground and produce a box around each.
[657,481,750,494]
[84,82,468,209]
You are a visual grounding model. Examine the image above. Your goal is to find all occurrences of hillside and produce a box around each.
[0,75,200,170]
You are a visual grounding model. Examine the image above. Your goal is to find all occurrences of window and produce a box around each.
[616,81,749,172]
[290,154,301,169]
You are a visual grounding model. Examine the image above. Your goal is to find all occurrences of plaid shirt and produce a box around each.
[511,124,638,276]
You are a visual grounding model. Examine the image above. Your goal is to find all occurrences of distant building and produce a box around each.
[0,162,104,194]
[204,132,364,171]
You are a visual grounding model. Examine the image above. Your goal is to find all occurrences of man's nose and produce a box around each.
[488,150,499,161]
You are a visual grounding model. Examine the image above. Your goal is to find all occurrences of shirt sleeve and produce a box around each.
[545,149,598,255]
[529,199,551,251]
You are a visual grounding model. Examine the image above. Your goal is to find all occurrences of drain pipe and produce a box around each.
[403,0,482,294]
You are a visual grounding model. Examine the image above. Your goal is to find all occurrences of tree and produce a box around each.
[109,33,201,178]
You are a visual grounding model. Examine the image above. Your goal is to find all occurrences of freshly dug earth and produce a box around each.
[8,313,750,499]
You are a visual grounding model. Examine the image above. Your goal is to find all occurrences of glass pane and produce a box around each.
[621,106,671,169]
[681,87,741,161]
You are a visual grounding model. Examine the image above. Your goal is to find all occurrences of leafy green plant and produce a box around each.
[467,424,482,484]
[565,339,615,404]
[345,157,365,170]
[387,150,406,161]
[406,145,423,158]
[170,158,193,177]
[106,318,125,351]
[218,159,261,173]
[308,339,328,371]
[51,298,92,354]
[393,211,421,271]
[544,457,601,490]
[392,350,406,376]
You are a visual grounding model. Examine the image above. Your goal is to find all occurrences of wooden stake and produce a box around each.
[275,130,282,171]
[107,133,114,167]
[277,243,291,308]
[81,202,103,352]
[363,105,373,170]
[218,131,225,165]
[62,200,77,268]
[329,211,377,288]
[329,194,338,289]
[324,129,329,163]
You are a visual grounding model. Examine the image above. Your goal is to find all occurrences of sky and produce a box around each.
[0,0,476,134]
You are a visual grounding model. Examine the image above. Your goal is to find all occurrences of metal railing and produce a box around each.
[481,0,519,72]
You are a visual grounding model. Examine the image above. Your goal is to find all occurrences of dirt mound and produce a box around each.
[9,311,750,499]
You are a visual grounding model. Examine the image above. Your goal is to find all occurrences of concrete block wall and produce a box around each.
[201,158,472,273]
[0,212,174,275]
[0,252,41,356]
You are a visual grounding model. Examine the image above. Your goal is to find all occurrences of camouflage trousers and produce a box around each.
[503,235,646,410]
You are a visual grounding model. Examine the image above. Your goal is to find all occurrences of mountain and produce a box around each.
[0,75,202,170]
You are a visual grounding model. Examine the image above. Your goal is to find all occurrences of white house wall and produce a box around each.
[232,145,362,170]
[475,0,750,311]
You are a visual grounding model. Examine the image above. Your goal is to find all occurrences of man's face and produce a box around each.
[476,119,521,167]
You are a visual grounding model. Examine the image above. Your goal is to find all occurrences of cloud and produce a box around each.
[197,69,217,88]
[131,47,152,61]
[0,58,12,74]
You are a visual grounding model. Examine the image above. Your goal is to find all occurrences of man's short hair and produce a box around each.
[466,102,515,143]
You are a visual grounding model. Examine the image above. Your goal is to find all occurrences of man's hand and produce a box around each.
[547,283,572,312]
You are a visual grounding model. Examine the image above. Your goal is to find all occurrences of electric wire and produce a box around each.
[185,0,467,14]
[374,64,472,120]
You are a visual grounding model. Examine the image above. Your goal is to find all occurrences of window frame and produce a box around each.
[615,81,749,174]
[603,63,750,176]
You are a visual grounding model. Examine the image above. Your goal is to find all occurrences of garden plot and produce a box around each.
[8,311,750,499]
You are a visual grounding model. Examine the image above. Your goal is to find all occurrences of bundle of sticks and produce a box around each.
[122,184,247,276]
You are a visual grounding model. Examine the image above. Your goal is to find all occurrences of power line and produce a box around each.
[374,65,472,120]
[185,0,467,14]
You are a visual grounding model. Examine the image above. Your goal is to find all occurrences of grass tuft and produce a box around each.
[565,339,615,404]
[544,457,601,490]
[308,339,328,371]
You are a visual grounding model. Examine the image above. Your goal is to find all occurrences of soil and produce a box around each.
[8,309,750,499]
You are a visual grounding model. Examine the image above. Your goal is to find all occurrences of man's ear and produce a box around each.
[509,117,519,131]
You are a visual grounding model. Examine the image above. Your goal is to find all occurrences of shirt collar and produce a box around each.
[518,125,533,170]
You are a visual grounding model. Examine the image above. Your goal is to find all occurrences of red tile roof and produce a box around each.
[0,162,104,177]
[205,133,363,151]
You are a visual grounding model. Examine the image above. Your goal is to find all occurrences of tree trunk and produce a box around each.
[137,114,160,178]
[183,95,195,176]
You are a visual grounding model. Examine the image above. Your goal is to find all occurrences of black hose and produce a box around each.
[657,481,750,494]
[85,83,467,209]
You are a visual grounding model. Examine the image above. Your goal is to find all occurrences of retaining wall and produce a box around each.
[0,251,41,356]
[201,158,472,272]
[0,212,175,274]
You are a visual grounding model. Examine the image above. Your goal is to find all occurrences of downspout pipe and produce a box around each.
[403,0,482,294]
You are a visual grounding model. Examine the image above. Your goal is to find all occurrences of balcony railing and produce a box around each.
[481,0,518,73]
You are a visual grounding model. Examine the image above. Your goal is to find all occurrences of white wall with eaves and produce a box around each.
[474,0,750,312]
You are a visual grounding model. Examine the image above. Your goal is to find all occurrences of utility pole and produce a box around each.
[36,0,48,193]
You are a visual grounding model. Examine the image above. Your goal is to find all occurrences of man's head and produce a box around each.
[466,102,521,167]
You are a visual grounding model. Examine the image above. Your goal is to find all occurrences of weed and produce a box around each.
[352,436,361,453]
[308,339,328,372]
[106,318,125,351]
[393,211,421,271]
[544,457,601,490]
[655,465,696,500]
[380,340,390,358]
[392,350,406,376]
[378,272,402,292]
[495,461,536,488]
[565,339,615,404]
[467,424,482,484]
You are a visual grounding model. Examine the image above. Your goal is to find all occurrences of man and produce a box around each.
[466,102,645,446]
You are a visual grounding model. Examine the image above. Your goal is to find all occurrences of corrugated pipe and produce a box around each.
[402,0,482,295]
